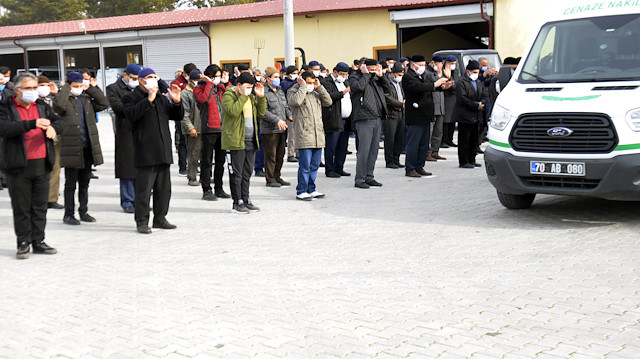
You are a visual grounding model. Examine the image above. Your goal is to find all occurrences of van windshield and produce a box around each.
[519,14,640,83]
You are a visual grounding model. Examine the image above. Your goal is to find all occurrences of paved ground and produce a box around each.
[1,115,640,359]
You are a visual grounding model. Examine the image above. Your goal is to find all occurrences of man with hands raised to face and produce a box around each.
[0,73,65,259]
[123,68,183,234]
[221,72,267,214]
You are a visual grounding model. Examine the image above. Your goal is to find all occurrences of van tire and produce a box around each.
[497,191,536,209]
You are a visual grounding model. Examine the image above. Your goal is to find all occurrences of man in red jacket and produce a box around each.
[194,64,231,200]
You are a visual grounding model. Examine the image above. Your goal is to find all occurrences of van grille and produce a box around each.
[521,176,600,189]
[509,113,617,153]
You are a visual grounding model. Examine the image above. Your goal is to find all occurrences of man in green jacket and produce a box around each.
[221,72,267,214]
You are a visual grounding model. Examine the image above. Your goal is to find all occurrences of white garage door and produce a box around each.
[144,28,209,83]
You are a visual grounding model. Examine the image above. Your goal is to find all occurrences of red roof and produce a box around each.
[0,0,475,41]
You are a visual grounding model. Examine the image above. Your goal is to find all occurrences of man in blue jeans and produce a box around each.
[287,72,332,200]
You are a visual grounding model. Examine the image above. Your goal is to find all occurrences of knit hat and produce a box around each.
[334,62,349,73]
[285,65,298,75]
[399,57,409,63]
[237,72,256,85]
[364,58,378,66]
[432,55,444,63]
[189,69,202,80]
[264,66,278,78]
[391,63,404,73]
[308,60,320,67]
[238,63,250,71]
[445,55,457,63]
[138,67,156,78]
[411,55,426,63]
[37,75,50,84]
[66,71,83,84]
[466,60,480,71]
[503,57,519,65]
[125,63,141,75]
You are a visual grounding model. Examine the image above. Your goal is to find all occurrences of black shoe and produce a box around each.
[202,191,218,201]
[476,147,484,154]
[232,203,250,214]
[319,162,325,167]
[266,180,282,187]
[366,179,382,187]
[90,174,99,179]
[80,213,96,222]
[255,171,265,177]
[287,156,298,163]
[47,202,64,209]
[336,170,351,176]
[152,220,177,229]
[447,142,457,147]
[178,170,187,177]
[459,163,475,169]
[355,182,370,189]
[472,162,482,168]
[32,241,57,255]
[346,150,353,155]
[63,216,80,225]
[123,206,135,213]
[215,189,231,199]
[326,171,341,178]
[276,178,291,187]
[395,162,405,168]
[244,201,260,212]
[16,242,30,259]
[440,142,450,149]
[386,163,399,169]
[137,224,152,234]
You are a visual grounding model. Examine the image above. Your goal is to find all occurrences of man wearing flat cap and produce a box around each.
[107,63,141,214]
[402,55,452,178]
[123,67,183,234]
[348,58,392,189]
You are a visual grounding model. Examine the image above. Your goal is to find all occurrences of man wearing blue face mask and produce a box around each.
[107,63,141,214]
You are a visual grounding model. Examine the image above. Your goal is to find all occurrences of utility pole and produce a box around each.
[283,0,295,67]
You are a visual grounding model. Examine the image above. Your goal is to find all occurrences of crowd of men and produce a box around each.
[0,54,519,259]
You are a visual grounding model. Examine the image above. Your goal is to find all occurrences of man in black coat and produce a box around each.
[453,60,489,168]
[107,63,141,214]
[383,63,406,169]
[402,55,451,178]
[0,73,65,259]
[123,67,183,234]
[321,62,352,178]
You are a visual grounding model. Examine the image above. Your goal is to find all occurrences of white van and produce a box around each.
[485,1,640,208]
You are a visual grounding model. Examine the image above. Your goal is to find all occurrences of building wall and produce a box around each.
[208,10,397,69]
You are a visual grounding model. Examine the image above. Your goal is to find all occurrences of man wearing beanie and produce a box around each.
[453,60,488,169]
[402,55,451,178]
[383,62,405,169]
[54,71,109,225]
[349,58,392,188]
[221,72,267,213]
[181,68,204,187]
[321,61,352,178]
[123,67,183,234]
[107,63,141,214]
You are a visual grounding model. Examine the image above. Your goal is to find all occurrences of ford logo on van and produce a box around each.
[547,127,573,137]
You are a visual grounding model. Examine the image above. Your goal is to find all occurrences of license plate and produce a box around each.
[530,161,586,176]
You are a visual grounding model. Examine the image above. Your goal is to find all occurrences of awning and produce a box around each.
[390,3,494,28]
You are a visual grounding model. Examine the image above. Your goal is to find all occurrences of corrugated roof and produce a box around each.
[0,0,476,41]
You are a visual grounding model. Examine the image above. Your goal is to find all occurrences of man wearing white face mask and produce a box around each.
[442,55,459,148]
[54,71,109,225]
[321,62,352,178]
[308,61,322,78]
[252,67,266,178]
[280,65,299,162]
[37,75,62,210]
[382,63,406,169]
[107,63,141,213]
[123,67,183,234]
[453,60,488,169]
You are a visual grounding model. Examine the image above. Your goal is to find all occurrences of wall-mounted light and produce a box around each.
[250,19,259,23]
[305,15,314,19]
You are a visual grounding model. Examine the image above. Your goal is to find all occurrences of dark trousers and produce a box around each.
[175,122,187,172]
[135,163,171,226]
[354,119,381,184]
[229,140,256,203]
[262,132,286,183]
[6,159,49,246]
[324,128,349,173]
[405,124,431,173]
[458,122,479,166]
[200,132,225,193]
[119,178,135,209]
[64,147,93,217]
[442,122,456,145]
[382,117,405,166]
[254,130,264,174]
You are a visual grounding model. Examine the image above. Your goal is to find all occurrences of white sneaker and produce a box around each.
[309,191,325,199]
[296,193,313,201]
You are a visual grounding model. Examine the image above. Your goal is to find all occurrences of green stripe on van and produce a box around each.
[614,143,640,151]
[489,139,511,148]
[541,95,601,101]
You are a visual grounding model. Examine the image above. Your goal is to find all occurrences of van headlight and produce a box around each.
[626,108,640,131]
[490,105,511,131]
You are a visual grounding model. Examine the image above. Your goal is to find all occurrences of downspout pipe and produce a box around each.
[13,39,29,74]
[199,24,212,64]
[480,0,494,49]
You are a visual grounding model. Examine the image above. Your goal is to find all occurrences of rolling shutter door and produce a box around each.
[144,35,209,82]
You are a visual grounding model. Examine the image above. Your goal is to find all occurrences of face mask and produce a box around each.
[185,75,190,82]
[271,79,280,87]
[82,79,90,87]
[450,64,456,70]
[320,73,328,78]
[20,90,38,104]
[38,86,51,98]
[416,66,426,75]
[394,76,403,83]
[213,77,221,85]
[0,84,5,91]
[469,73,479,81]
[70,87,83,97]
[306,84,315,92]
[244,88,253,96]
[433,65,439,72]
[143,78,158,90]
[128,79,139,88]
[481,66,488,72]
[255,76,262,82]
[221,75,229,83]
[312,70,320,77]
[336,76,345,83]
[290,74,299,80]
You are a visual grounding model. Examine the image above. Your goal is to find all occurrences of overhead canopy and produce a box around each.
[390,3,494,28]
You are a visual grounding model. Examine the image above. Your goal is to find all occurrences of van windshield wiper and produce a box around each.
[521,70,550,83]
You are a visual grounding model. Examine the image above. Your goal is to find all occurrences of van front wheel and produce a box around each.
[497,191,536,209]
